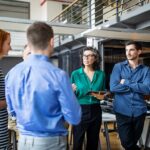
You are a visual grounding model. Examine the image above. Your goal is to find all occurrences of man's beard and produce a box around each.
[127,55,138,60]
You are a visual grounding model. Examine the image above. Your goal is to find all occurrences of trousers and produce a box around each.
[73,104,102,150]
[116,113,146,150]
[18,134,67,150]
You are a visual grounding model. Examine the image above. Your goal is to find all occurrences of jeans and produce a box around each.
[18,134,67,150]
[116,113,146,150]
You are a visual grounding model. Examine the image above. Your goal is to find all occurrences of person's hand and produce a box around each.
[104,91,111,98]
[0,100,7,110]
[72,83,77,92]
[90,91,105,100]
[144,95,150,101]
[120,79,125,84]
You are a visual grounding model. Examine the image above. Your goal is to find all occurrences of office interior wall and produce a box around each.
[30,0,69,21]
[46,1,67,21]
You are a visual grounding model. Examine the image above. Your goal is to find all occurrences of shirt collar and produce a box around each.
[123,60,143,68]
[123,60,128,65]
[79,67,99,74]
[79,67,84,74]
[27,54,50,62]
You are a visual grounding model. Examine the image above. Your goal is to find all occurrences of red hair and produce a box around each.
[0,29,10,53]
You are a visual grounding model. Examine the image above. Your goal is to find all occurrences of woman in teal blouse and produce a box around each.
[71,47,105,150]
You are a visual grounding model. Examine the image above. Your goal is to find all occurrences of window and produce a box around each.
[0,0,30,19]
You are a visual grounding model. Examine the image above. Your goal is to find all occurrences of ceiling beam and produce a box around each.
[0,17,89,35]
[82,27,150,42]
[136,20,150,30]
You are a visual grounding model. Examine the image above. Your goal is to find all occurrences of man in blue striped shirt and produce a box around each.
[5,22,81,150]
[110,41,150,150]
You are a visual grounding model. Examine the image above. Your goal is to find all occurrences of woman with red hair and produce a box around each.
[0,29,11,149]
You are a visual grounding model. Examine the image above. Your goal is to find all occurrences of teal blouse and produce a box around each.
[71,67,105,105]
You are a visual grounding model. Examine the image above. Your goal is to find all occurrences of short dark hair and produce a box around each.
[125,41,142,50]
[27,21,54,50]
[81,47,101,70]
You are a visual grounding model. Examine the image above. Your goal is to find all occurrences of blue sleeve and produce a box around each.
[124,67,150,94]
[110,63,130,93]
[57,71,81,125]
[5,73,16,116]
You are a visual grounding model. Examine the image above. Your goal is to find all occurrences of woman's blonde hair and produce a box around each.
[0,29,10,53]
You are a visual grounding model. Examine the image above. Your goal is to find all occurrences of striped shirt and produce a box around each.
[0,67,9,149]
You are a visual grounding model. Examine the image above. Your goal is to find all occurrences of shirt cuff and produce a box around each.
[124,79,130,86]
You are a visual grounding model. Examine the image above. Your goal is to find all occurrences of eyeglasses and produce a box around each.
[83,54,95,58]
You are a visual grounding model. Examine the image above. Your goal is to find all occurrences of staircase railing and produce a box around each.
[50,0,149,28]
